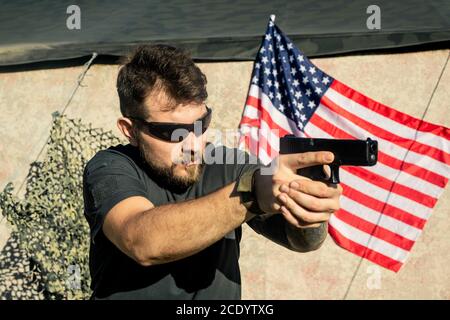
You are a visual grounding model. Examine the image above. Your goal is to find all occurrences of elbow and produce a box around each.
[290,238,325,253]
[122,227,160,267]
[286,222,328,253]
[129,244,161,267]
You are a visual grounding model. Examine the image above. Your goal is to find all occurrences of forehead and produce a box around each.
[143,89,205,123]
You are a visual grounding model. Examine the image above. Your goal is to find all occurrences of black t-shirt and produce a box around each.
[83,143,261,300]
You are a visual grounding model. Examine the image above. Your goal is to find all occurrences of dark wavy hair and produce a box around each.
[116,44,208,118]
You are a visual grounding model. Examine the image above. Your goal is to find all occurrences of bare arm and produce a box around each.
[103,182,253,266]
[247,213,328,252]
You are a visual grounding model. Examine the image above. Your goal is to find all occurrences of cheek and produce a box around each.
[147,137,182,164]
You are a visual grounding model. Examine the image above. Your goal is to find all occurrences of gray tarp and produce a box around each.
[0,0,449,66]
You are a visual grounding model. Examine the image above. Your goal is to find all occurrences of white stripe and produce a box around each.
[242,104,260,119]
[259,119,282,149]
[341,196,422,241]
[314,103,450,179]
[340,169,432,220]
[248,85,303,136]
[247,121,281,156]
[249,128,272,165]
[330,215,409,263]
[305,122,444,200]
[326,87,450,154]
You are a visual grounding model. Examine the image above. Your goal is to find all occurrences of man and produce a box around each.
[83,44,342,299]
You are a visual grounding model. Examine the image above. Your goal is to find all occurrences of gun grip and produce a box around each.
[329,164,340,184]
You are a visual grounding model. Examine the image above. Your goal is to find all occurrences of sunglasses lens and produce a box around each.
[143,107,212,142]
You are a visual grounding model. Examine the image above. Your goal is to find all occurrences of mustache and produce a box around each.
[175,150,204,165]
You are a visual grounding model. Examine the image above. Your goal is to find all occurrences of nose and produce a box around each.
[181,131,203,162]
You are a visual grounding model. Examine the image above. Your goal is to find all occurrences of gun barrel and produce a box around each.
[279,136,378,166]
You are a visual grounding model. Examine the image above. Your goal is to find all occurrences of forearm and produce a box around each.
[285,221,328,252]
[127,182,249,266]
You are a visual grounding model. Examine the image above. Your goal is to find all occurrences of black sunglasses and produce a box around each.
[129,106,212,142]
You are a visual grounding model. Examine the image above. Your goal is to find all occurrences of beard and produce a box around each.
[136,137,204,191]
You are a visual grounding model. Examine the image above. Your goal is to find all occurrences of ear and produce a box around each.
[117,117,138,146]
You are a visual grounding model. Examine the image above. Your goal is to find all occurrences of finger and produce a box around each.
[282,188,340,212]
[280,206,306,228]
[281,151,334,170]
[286,179,342,199]
[281,206,323,228]
[278,193,332,224]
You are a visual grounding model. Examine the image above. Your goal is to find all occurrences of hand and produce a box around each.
[254,151,342,228]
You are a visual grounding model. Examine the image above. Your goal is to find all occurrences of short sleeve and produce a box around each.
[83,151,149,243]
[222,146,263,182]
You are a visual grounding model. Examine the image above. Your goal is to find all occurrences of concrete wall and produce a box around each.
[0,49,449,299]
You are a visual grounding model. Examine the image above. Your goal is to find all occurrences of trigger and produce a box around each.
[329,165,340,184]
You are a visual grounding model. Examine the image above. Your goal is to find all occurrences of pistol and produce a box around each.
[279,135,378,184]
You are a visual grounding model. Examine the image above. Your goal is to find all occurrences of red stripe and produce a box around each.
[344,167,437,208]
[336,208,415,251]
[341,183,427,229]
[309,112,448,187]
[330,80,450,140]
[321,94,450,165]
[239,116,260,128]
[328,223,403,272]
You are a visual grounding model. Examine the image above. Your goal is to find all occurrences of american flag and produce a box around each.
[238,16,450,272]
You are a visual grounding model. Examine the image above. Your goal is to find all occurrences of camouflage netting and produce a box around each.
[0,113,123,299]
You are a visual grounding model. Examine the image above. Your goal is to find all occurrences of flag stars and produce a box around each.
[266,79,273,87]
[274,81,280,89]
[261,56,269,64]
[265,34,272,41]
[268,45,273,51]
[287,43,294,50]
[294,91,302,99]
[322,76,330,85]
[271,57,276,64]
[255,62,261,69]
[252,76,259,84]
[279,104,285,112]
[299,65,306,73]
[300,114,307,122]
[298,102,304,110]
[305,89,312,96]
[292,79,300,87]
[264,68,271,75]
[268,92,274,99]
[289,55,294,62]
[260,47,266,54]
[315,87,322,95]
[297,55,304,62]
[312,77,319,84]
[308,100,316,108]
[272,69,278,77]
[309,66,316,74]
[302,76,309,84]
[290,68,297,76]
